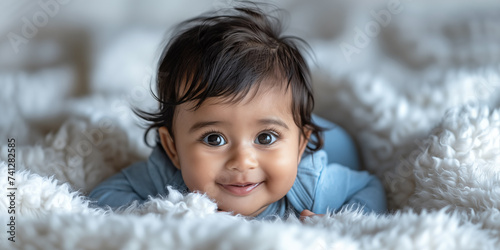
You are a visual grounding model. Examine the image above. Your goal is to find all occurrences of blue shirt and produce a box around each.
[89,145,386,219]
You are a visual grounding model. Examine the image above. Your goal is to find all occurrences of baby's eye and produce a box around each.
[203,133,227,146]
[254,132,278,145]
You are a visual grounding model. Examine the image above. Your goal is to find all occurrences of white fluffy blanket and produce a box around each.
[1,1,500,249]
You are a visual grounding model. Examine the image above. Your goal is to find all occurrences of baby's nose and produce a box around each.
[225,145,258,172]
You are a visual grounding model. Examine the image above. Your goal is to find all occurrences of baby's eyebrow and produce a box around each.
[189,121,222,133]
[258,118,289,130]
[188,118,289,132]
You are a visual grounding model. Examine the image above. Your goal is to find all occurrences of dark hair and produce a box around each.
[135,3,324,152]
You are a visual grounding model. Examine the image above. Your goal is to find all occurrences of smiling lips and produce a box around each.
[219,182,262,196]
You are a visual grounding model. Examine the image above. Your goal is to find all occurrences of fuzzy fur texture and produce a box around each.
[1,1,500,249]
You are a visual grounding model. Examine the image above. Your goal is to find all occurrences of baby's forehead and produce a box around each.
[178,74,290,104]
[207,78,290,102]
[174,86,296,130]
[180,82,293,113]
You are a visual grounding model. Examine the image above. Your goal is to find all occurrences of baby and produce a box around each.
[89,4,386,219]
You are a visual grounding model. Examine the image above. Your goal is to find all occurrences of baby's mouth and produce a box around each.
[219,182,262,196]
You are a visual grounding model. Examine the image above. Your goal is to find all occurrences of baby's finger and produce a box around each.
[300,209,316,221]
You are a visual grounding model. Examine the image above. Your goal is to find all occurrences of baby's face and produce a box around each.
[159,82,309,216]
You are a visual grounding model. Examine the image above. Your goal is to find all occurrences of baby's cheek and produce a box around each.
[200,183,221,198]
[265,162,297,191]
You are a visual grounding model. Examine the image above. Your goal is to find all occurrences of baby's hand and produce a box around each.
[300,209,324,221]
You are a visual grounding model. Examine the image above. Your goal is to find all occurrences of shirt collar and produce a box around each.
[149,145,189,193]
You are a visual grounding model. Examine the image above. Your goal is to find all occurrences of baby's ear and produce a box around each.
[297,126,312,162]
[159,127,181,169]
